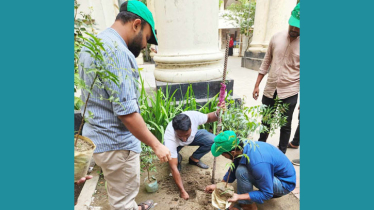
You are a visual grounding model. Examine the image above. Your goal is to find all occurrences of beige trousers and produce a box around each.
[93,150,140,210]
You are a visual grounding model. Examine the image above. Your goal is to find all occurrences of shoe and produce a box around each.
[287,142,299,149]
[177,153,182,172]
[292,159,300,166]
[189,157,209,169]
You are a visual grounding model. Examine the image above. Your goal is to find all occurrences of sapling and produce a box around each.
[140,143,158,183]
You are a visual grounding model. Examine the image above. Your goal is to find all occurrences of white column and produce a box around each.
[247,0,297,53]
[263,0,297,49]
[147,0,157,59]
[153,0,224,83]
[247,0,270,53]
[76,0,119,33]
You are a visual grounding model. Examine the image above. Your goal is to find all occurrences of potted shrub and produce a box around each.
[74,0,122,182]
[140,143,159,193]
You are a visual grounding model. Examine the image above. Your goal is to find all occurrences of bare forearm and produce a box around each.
[207,112,218,123]
[255,73,265,88]
[238,193,251,201]
[118,112,161,149]
[171,168,186,192]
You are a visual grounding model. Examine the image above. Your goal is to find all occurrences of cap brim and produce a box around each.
[289,15,300,28]
[211,143,222,157]
[148,28,158,45]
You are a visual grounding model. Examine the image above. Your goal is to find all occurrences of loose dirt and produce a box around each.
[75,137,94,152]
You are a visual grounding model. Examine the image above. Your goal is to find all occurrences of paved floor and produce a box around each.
[138,56,300,201]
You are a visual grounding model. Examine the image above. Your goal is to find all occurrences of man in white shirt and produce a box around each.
[164,104,224,200]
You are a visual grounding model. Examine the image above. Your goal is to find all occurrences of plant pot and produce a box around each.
[145,177,158,193]
[212,182,235,209]
[74,135,96,182]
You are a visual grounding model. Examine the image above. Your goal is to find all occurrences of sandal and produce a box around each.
[138,200,154,210]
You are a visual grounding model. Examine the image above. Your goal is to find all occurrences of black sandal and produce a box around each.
[138,200,154,210]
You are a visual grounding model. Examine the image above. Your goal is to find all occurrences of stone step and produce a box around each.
[241,51,266,70]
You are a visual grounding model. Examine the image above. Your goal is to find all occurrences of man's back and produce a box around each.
[244,141,296,186]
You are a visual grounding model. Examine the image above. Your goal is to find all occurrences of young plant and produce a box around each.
[74,1,125,145]
[219,97,289,185]
[260,96,289,136]
[74,0,99,110]
[140,143,157,183]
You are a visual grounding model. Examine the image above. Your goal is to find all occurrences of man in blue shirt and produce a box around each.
[205,131,296,210]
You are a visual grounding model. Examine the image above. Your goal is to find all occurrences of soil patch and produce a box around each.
[75,137,94,152]
[87,147,233,210]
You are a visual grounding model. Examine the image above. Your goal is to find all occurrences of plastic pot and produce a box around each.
[74,135,96,182]
[145,177,158,193]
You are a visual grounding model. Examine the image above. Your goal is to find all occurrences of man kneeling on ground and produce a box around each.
[164,102,225,200]
[205,131,296,210]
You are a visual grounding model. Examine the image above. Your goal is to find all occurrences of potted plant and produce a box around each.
[74,0,122,182]
[140,143,159,193]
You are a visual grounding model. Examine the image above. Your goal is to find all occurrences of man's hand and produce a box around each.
[75,175,93,185]
[217,101,227,113]
[204,184,216,194]
[228,193,239,202]
[253,87,260,100]
[180,190,189,200]
[152,143,171,163]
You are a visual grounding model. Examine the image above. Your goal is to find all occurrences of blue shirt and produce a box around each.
[223,141,296,204]
[79,28,141,154]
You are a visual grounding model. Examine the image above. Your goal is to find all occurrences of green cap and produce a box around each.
[211,131,239,157]
[289,3,300,28]
[120,0,158,45]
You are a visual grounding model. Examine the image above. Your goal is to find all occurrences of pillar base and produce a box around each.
[241,51,266,71]
[154,52,224,83]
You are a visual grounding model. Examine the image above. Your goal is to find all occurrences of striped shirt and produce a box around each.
[259,30,300,99]
[79,28,141,154]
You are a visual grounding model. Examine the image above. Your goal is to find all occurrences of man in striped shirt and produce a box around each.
[252,3,300,154]
[79,1,170,210]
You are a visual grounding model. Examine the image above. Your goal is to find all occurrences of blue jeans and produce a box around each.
[177,129,215,160]
[236,165,290,204]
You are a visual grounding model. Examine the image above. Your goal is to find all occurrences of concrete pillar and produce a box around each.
[147,0,157,60]
[247,0,270,53]
[153,0,224,83]
[242,0,297,70]
[76,0,119,33]
[218,29,222,50]
[263,0,297,49]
